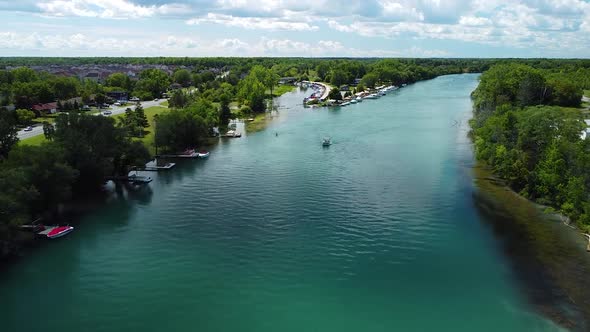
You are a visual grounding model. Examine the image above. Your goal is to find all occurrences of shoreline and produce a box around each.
[472,163,590,330]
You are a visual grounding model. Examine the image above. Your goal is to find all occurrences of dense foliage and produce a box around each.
[0,110,150,257]
[470,63,590,228]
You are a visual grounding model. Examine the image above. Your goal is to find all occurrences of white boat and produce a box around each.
[197,151,210,158]
[129,174,153,183]
[341,102,350,106]
[350,99,358,104]
[356,97,363,102]
[366,94,379,99]
[322,137,332,146]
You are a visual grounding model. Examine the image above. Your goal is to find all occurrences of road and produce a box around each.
[17,99,166,140]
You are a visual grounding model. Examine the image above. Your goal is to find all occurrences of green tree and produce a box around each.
[5,143,78,215]
[173,69,192,87]
[219,93,231,126]
[328,87,342,101]
[360,73,378,88]
[15,109,35,125]
[0,110,18,159]
[42,122,55,141]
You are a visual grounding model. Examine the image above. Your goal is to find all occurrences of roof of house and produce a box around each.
[32,102,58,111]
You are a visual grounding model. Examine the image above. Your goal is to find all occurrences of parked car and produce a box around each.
[24,126,34,131]
[113,102,121,106]
[103,110,112,116]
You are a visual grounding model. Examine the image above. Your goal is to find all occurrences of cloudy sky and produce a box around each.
[0,0,589,57]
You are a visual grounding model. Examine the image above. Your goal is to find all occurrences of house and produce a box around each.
[340,85,350,91]
[32,102,58,114]
[83,72,100,82]
[169,83,182,90]
[278,77,296,85]
[106,91,128,102]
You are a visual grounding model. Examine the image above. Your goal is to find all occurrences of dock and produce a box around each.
[135,163,176,171]
[105,175,153,183]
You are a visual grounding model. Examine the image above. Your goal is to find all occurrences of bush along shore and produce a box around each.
[470,63,590,237]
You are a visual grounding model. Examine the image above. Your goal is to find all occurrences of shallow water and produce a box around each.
[0,74,566,331]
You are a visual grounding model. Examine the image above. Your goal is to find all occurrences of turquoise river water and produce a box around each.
[0,74,570,331]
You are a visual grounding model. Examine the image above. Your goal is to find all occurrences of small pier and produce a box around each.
[105,175,153,183]
[134,162,176,172]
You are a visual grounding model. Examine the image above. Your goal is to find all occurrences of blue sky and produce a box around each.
[0,0,589,57]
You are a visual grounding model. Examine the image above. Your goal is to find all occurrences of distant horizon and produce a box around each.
[1,1,590,58]
[1,56,590,60]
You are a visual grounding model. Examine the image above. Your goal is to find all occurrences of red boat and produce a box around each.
[38,225,74,239]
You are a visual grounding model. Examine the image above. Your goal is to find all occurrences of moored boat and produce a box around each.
[322,137,332,146]
[37,225,74,239]
[197,151,210,158]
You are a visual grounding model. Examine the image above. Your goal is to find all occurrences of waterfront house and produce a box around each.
[32,102,58,115]
[279,77,296,85]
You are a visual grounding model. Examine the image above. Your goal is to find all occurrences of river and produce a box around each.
[0,74,574,331]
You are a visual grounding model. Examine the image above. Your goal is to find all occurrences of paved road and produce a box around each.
[17,99,166,140]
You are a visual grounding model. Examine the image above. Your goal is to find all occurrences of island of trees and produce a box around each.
[1,57,590,258]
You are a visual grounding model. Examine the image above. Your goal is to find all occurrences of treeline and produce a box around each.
[0,111,150,257]
[470,63,590,229]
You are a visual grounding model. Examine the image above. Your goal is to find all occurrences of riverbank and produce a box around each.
[472,163,590,330]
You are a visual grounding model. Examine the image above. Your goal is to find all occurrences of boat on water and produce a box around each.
[37,225,74,239]
[322,137,332,146]
[341,102,351,106]
[355,97,363,102]
[224,130,242,138]
[197,151,210,158]
[366,94,379,99]
[350,99,358,104]
[129,174,153,183]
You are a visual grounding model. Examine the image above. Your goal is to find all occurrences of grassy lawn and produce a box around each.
[270,85,296,97]
[32,114,58,124]
[584,90,590,97]
[160,100,169,107]
[18,134,47,146]
[113,106,169,155]
[20,106,170,154]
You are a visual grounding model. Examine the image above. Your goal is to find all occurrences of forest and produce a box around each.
[470,63,590,229]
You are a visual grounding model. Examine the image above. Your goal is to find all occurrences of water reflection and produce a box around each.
[472,165,589,331]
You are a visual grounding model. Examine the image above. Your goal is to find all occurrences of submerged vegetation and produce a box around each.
[470,63,590,230]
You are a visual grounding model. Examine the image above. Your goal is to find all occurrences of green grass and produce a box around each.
[32,114,58,124]
[584,90,590,97]
[18,134,47,146]
[20,106,170,154]
[160,100,169,107]
[244,112,273,133]
[269,85,296,97]
[113,106,169,155]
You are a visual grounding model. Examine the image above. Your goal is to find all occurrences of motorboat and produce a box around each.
[322,137,332,146]
[130,174,153,183]
[198,151,210,158]
[37,225,74,239]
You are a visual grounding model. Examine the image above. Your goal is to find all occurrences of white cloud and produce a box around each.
[186,13,318,31]
[459,16,491,26]
[37,0,160,18]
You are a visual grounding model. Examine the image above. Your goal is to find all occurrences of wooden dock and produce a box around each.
[135,163,176,172]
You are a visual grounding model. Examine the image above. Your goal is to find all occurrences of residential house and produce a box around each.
[32,102,58,115]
